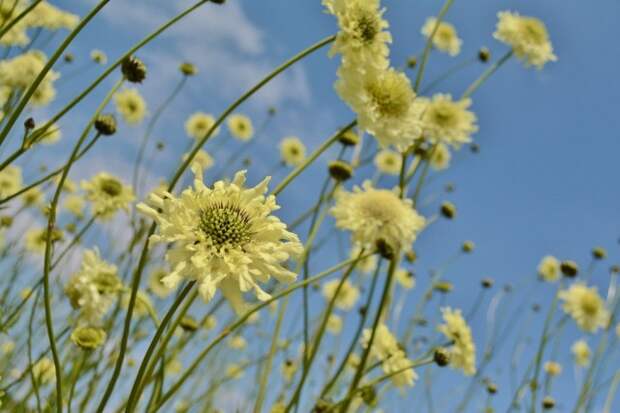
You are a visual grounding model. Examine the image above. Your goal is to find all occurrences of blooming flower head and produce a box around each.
[279,136,306,167]
[374,149,402,175]
[394,267,415,289]
[331,181,426,252]
[430,142,451,171]
[0,165,22,197]
[114,88,147,124]
[25,227,63,254]
[322,0,391,69]
[494,11,556,69]
[185,112,218,140]
[437,307,476,375]
[90,49,108,65]
[137,167,303,314]
[572,339,591,367]
[336,65,423,150]
[64,249,122,324]
[417,94,478,148]
[0,51,59,107]
[81,173,135,219]
[322,279,360,311]
[32,357,56,384]
[559,283,609,333]
[421,17,462,56]
[538,255,560,282]
[227,114,254,141]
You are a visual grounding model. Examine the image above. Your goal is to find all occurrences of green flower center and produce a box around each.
[581,293,599,316]
[428,104,458,128]
[354,12,380,44]
[366,74,412,118]
[521,19,547,45]
[199,202,253,248]
[100,178,123,197]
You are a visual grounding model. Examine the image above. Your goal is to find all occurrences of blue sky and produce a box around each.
[11,0,620,411]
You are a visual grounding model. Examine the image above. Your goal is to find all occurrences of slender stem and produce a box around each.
[413,0,455,92]
[0,0,111,147]
[125,282,196,411]
[0,0,43,42]
[41,78,123,413]
[152,254,374,411]
[462,50,513,99]
[421,57,477,95]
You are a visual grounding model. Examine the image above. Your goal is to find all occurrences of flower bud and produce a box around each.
[481,278,494,288]
[24,117,35,130]
[121,56,147,83]
[70,326,107,350]
[434,347,450,366]
[440,201,456,219]
[560,260,578,278]
[179,62,197,76]
[328,160,353,182]
[592,246,606,260]
[462,240,475,253]
[406,56,418,69]
[542,396,555,410]
[405,249,417,263]
[179,316,199,332]
[360,385,378,406]
[338,129,359,146]
[478,47,491,62]
[94,114,117,136]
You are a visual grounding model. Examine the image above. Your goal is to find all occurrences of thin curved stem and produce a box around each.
[462,50,513,99]
[0,0,44,42]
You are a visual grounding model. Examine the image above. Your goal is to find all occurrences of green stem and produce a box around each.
[462,50,513,99]
[0,0,43,42]
[41,78,123,413]
[151,254,374,412]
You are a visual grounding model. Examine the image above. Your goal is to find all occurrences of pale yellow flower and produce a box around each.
[21,187,44,207]
[137,167,303,315]
[395,267,415,289]
[0,165,22,197]
[374,149,402,175]
[81,173,135,219]
[148,268,174,299]
[0,51,59,107]
[438,307,476,375]
[227,114,254,141]
[559,283,609,333]
[226,363,245,379]
[32,357,56,384]
[543,361,562,377]
[322,0,391,69]
[25,227,63,254]
[331,181,426,252]
[326,314,343,335]
[572,339,591,367]
[90,49,108,65]
[336,65,423,150]
[279,136,306,167]
[421,17,462,56]
[538,255,560,282]
[417,94,478,148]
[63,194,85,218]
[114,88,147,124]
[228,335,247,350]
[64,249,122,324]
[183,149,214,171]
[322,279,360,311]
[185,112,218,140]
[36,123,61,145]
[350,244,378,274]
[203,315,217,331]
[1,341,15,354]
[430,143,451,171]
[494,11,556,69]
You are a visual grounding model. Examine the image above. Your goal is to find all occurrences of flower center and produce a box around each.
[100,178,123,197]
[199,202,253,248]
[353,8,380,44]
[521,19,546,45]
[581,293,599,316]
[357,190,402,224]
[428,104,458,128]
[366,73,412,118]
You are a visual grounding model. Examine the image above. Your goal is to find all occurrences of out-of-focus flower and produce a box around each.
[559,283,609,333]
[421,17,462,56]
[279,136,306,167]
[437,307,476,376]
[416,94,478,149]
[185,112,218,140]
[227,114,254,141]
[114,88,147,124]
[538,255,561,282]
[322,279,360,311]
[81,173,135,219]
[572,339,591,367]
[494,11,556,69]
[374,149,402,175]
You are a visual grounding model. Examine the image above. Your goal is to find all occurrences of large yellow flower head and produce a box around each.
[571,339,591,367]
[227,114,254,141]
[0,50,59,107]
[437,307,476,376]
[336,65,423,150]
[538,255,560,282]
[279,136,306,167]
[330,181,425,252]
[185,112,218,140]
[137,167,303,314]
[81,173,135,219]
[494,11,557,69]
[361,324,417,388]
[114,88,147,125]
[64,249,122,324]
[417,94,478,148]
[559,283,609,333]
[322,279,360,311]
[25,2,79,31]
[323,0,391,69]
[421,17,462,56]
